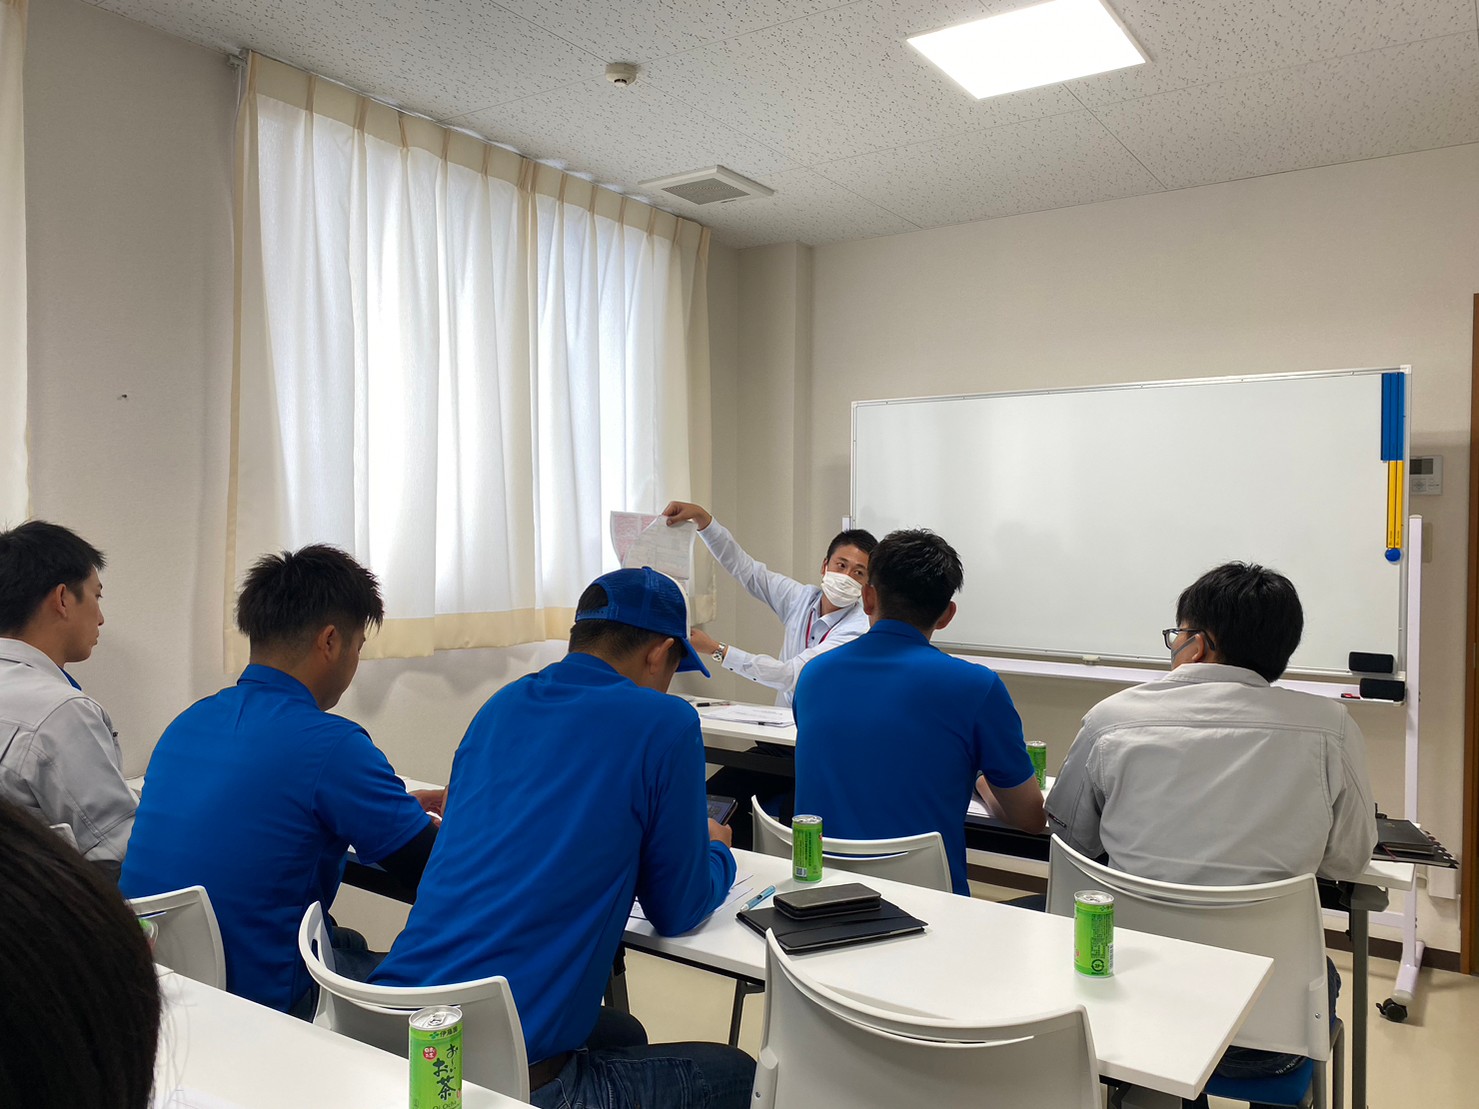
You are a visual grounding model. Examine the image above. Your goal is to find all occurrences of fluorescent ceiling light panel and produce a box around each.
[908,0,1146,99]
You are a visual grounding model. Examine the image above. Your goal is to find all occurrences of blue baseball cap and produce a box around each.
[574,567,710,677]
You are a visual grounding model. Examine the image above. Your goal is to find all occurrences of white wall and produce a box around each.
[787,144,1477,950]
[25,0,235,767]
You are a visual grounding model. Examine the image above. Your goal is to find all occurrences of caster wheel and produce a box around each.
[1377,998,1408,1023]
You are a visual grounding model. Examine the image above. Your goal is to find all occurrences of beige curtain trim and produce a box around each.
[364,609,578,659]
[226,609,577,670]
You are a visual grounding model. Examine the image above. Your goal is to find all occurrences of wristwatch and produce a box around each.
[712,644,728,664]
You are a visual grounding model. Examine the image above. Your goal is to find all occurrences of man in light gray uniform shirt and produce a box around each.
[1048,561,1375,885]
[0,521,134,878]
[1048,561,1375,1109]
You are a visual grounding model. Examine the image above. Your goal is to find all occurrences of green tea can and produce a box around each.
[1074,891,1115,977]
[409,1004,463,1108]
[1027,741,1048,789]
[792,814,824,882]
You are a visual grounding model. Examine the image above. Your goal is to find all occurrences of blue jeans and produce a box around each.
[288,925,384,1020]
[531,1011,754,1109]
[1182,958,1341,1108]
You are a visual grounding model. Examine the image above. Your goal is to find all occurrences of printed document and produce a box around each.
[610,511,696,581]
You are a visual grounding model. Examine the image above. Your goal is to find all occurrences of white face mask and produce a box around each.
[821,571,863,608]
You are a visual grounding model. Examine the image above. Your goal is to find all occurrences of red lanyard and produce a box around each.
[806,608,833,647]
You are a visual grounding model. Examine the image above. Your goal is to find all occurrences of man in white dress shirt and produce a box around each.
[0,521,135,879]
[1048,561,1375,1108]
[662,500,875,847]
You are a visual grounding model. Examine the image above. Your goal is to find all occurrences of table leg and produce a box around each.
[604,946,630,1014]
[1351,904,1369,1109]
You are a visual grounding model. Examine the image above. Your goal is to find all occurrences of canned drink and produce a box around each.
[792,814,824,882]
[409,1005,463,1108]
[138,918,157,953]
[1026,741,1048,789]
[1074,891,1115,977]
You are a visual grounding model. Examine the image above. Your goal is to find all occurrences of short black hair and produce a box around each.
[826,528,878,563]
[0,800,161,1108]
[569,582,685,668]
[235,544,384,652]
[0,520,107,636]
[1176,562,1303,682]
[868,529,963,631]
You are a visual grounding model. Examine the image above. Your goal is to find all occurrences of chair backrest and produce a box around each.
[750,796,953,892]
[298,903,530,1100]
[49,822,79,850]
[752,930,1100,1109]
[128,885,227,990]
[1046,836,1328,1058]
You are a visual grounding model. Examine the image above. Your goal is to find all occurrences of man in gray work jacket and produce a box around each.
[0,521,135,879]
[1048,561,1375,1107]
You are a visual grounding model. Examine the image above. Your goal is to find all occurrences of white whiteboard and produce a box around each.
[852,369,1408,674]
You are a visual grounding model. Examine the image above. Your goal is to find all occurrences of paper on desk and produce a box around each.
[630,873,755,922]
[701,704,795,727]
[610,512,696,581]
[968,775,1055,819]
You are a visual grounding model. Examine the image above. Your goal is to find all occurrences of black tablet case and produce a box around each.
[737,900,926,953]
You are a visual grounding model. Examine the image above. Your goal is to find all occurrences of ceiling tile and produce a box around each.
[450,79,789,189]
[642,1,1084,167]
[1095,33,1479,190]
[94,0,600,120]
[815,110,1165,230]
[670,168,920,248]
[493,0,852,63]
[1070,0,1478,109]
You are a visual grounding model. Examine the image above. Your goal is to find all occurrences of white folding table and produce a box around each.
[153,970,529,1107]
[623,849,1272,1102]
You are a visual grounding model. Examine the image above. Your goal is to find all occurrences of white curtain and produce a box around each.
[0,0,27,525]
[231,56,713,659]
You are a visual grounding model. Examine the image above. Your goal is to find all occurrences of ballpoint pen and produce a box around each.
[741,885,776,911]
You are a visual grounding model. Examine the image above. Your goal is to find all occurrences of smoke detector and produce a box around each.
[606,62,638,87]
[638,166,775,206]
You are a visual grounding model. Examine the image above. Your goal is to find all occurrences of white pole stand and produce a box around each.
[1377,513,1423,1022]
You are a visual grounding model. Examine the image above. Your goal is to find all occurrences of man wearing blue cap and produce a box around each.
[374,568,752,1109]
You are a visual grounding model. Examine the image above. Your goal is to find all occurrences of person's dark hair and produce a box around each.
[0,520,107,636]
[569,583,685,669]
[1176,562,1303,682]
[868,529,964,630]
[826,528,878,563]
[235,544,384,652]
[0,800,161,1108]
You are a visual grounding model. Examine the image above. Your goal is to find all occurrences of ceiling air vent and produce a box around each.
[639,166,775,206]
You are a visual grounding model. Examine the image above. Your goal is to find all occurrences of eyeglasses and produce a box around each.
[1162,627,1216,653]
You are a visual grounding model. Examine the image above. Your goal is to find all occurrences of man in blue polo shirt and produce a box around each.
[122,546,440,1014]
[793,529,1046,895]
[374,568,752,1109]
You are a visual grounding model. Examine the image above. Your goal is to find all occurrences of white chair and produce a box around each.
[48,822,79,850]
[750,796,952,892]
[298,903,530,1101]
[751,929,1101,1109]
[734,798,956,1048]
[128,885,227,990]
[1046,836,1343,1109]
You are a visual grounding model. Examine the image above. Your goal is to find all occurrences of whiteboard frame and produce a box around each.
[851,365,1411,678]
